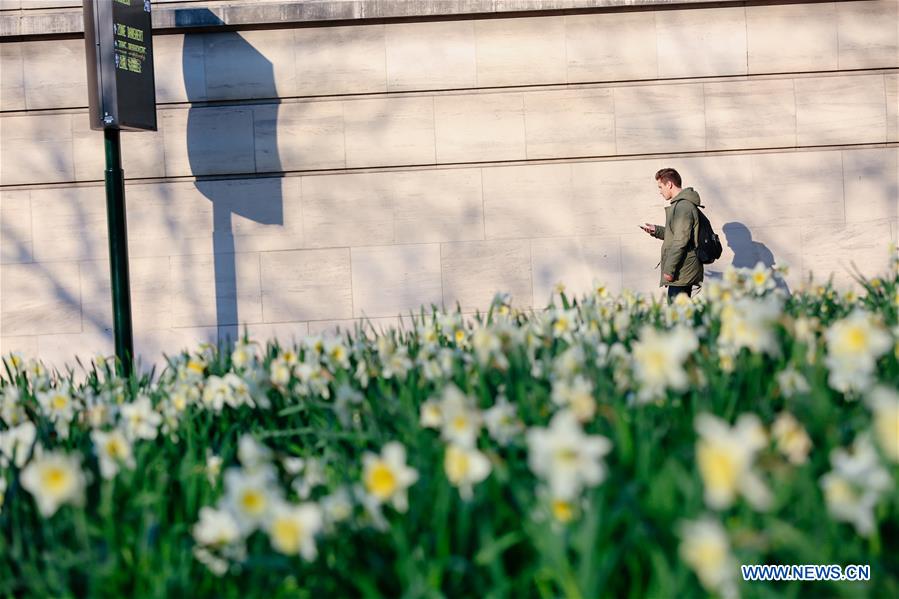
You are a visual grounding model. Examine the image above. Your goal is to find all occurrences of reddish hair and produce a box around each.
[655,168,682,188]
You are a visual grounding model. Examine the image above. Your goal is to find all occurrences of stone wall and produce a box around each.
[1,0,897,368]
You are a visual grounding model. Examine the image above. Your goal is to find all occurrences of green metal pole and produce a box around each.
[103,127,134,377]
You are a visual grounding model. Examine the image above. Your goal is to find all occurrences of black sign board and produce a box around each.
[84,0,157,131]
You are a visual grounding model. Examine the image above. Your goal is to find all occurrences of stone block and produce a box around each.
[662,153,754,227]
[162,106,255,177]
[474,16,567,87]
[619,232,665,296]
[885,74,897,142]
[0,189,32,264]
[23,38,85,109]
[747,3,838,73]
[837,0,899,69]
[704,79,797,150]
[571,158,662,237]
[435,92,527,163]
[0,113,74,185]
[238,321,310,347]
[656,6,747,78]
[261,248,353,322]
[72,112,166,181]
[81,255,173,333]
[385,21,477,92]
[441,239,533,311]
[842,147,898,224]
[351,244,443,318]
[795,75,886,146]
[613,83,706,154]
[134,326,219,372]
[153,33,207,103]
[391,168,485,244]
[565,12,658,83]
[124,181,215,258]
[170,252,262,328]
[523,87,615,159]
[203,29,297,100]
[801,220,893,288]
[749,150,845,228]
[1,261,82,336]
[0,41,25,111]
[306,316,400,339]
[29,186,107,262]
[483,162,574,238]
[530,235,622,306]
[0,336,38,361]
[344,96,436,168]
[254,101,345,172]
[295,23,387,96]
[209,177,304,253]
[37,329,114,371]
[301,172,394,247]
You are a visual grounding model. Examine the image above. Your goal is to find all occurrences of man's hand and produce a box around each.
[663,273,674,282]
[640,223,657,236]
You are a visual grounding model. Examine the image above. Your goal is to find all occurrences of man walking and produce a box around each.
[640,168,703,302]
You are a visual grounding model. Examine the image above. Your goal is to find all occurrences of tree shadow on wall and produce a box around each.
[181,9,283,344]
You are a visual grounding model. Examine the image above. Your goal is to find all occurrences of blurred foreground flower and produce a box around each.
[266,502,323,560]
[527,410,612,503]
[820,436,892,536]
[825,310,891,393]
[21,450,86,517]
[631,326,698,402]
[679,516,738,599]
[866,386,899,462]
[362,442,418,513]
[695,413,771,510]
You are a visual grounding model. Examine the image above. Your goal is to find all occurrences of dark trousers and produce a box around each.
[667,285,692,303]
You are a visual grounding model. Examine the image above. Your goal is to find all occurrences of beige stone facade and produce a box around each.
[1,0,897,368]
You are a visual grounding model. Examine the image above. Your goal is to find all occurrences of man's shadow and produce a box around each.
[182,10,283,343]
[707,222,790,293]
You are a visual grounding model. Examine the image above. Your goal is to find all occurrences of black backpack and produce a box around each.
[694,208,722,264]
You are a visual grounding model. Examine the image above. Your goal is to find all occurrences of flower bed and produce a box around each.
[1,256,898,598]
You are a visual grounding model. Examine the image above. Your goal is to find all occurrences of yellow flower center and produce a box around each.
[753,272,767,285]
[697,443,739,498]
[445,447,469,483]
[187,360,204,374]
[555,448,579,466]
[452,415,469,431]
[643,350,667,378]
[552,499,574,523]
[41,467,69,494]
[454,330,465,344]
[240,490,266,516]
[826,477,856,505]
[52,395,68,410]
[690,539,725,571]
[843,327,868,352]
[366,462,397,499]
[106,439,125,459]
[271,517,303,554]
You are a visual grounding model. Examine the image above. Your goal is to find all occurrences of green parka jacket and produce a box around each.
[651,187,704,288]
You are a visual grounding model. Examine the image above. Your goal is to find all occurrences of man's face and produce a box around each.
[657,179,675,201]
